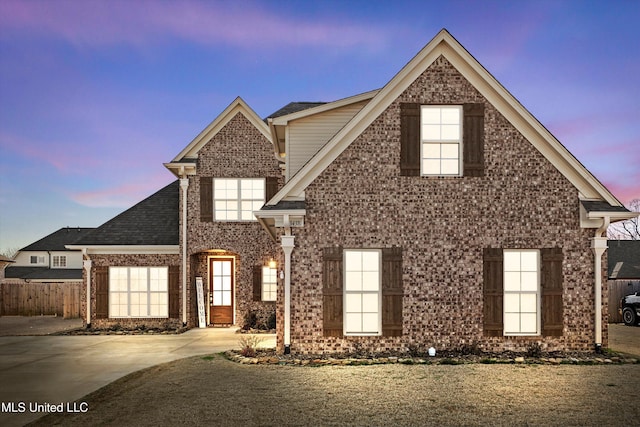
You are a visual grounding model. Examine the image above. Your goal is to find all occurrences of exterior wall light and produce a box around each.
[268,259,277,269]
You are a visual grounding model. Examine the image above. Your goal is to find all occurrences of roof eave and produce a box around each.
[65,245,180,255]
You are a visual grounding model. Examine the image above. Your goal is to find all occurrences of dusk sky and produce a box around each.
[1,0,638,253]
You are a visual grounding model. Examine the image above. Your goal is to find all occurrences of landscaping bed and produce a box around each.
[225,348,639,366]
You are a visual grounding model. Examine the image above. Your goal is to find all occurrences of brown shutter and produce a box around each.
[323,247,344,337]
[168,265,180,318]
[382,247,403,337]
[463,103,484,177]
[400,103,420,176]
[253,265,262,302]
[265,177,279,202]
[541,248,563,336]
[200,177,213,222]
[483,248,503,337]
[95,266,109,319]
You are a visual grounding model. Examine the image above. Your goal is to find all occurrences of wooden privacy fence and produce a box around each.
[0,282,81,318]
[608,280,640,323]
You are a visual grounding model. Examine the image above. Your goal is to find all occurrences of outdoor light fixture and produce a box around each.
[428,347,436,357]
[268,259,277,269]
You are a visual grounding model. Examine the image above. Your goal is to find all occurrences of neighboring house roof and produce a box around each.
[0,255,15,263]
[266,29,629,215]
[71,181,179,246]
[19,227,95,251]
[4,267,83,281]
[608,240,640,280]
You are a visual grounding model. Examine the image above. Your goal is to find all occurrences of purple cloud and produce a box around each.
[0,0,389,51]
[68,172,173,208]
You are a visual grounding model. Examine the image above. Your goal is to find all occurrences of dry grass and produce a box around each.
[31,354,639,426]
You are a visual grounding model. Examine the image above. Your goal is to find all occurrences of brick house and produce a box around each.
[69,30,636,354]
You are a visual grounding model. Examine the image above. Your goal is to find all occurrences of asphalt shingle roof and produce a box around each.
[73,181,179,246]
[20,227,95,251]
[4,267,83,280]
[608,240,640,280]
[265,102,327,120]
[581,200,630,213]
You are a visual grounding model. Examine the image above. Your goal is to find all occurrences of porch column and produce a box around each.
[83,258,92,327]
[591,236,608,351]
[180,178,189,326]
[281,235,295,354]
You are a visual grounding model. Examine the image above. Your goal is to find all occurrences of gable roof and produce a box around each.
[168,97,272,163]
[266,29,626,212]
[20,227,95,251]
[70,181,179,247]
[608,240,640,279]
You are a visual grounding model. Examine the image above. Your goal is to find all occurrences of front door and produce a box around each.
[210,258,234,325]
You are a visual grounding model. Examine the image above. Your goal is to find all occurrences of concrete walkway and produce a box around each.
[0,328,275,427]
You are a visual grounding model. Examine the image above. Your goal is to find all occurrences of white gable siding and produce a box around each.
[51,251,83,269]
[13,250,83,268]
[287,101,368,180]
[14,251,48,266]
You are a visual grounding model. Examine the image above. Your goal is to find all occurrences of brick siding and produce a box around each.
[183,112,281,328]
[282,56,604,354]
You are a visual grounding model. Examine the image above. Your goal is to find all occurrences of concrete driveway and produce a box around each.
[0,328,275,427]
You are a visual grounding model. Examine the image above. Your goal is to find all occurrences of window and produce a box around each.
[52,255,66,267]
[30,256,45,264]
[109,267,168,318]
[213,178,264,221]
[261,266,277,302]
[421,106,462,176]
[503,250,539,335]
[344,250,381,335]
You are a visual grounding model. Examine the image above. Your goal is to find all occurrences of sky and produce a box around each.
[0,0,638,253]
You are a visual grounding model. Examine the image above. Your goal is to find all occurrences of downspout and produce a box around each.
[82,249,92,328]
[281,214,295,354]
[591,216,609,352]
[180,177,189,326]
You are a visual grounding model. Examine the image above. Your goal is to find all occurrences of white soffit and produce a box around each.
[268,29,622,207]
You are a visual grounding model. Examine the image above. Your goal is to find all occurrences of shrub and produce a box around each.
[459,341,482,356]
[242,311,258,331]
[238,335,264,357]
[266,312,276,330]
[526,342,543,358]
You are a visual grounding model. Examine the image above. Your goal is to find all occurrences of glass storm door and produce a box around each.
[210,258,234,325]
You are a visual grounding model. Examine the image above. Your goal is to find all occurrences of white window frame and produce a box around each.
[213,178,265,221]
[420,105,463,176]
[343,249,382,336]
[503,250,540,336]
[52,255,67,267]
[261,266,277,302]
[108,267,169,318]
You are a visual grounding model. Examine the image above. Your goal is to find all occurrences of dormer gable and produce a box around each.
[165,97,273,178]
[268,90,379,181]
